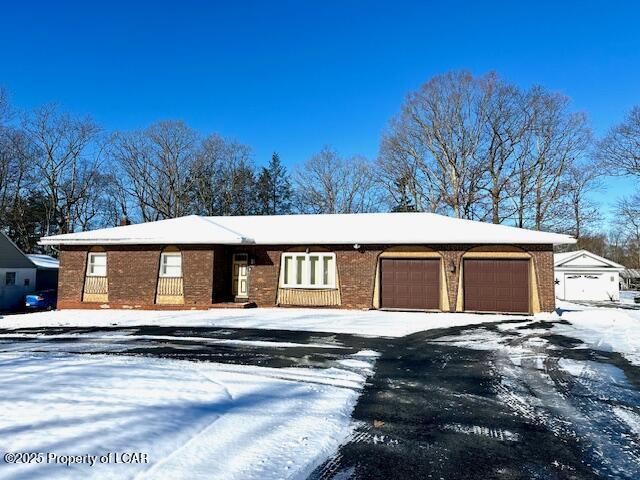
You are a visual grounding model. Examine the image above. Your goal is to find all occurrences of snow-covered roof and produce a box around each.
[554,250,624,270]
[621,269,640,279]
[39,213,576,246]
[27,254,60,270]
[0,231,35,269]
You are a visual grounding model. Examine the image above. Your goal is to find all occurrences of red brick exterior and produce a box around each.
[57,244,556,312]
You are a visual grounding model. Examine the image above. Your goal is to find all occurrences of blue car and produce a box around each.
[25,290,57,310]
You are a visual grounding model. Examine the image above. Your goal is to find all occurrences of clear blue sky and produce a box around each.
[1,0,638,212]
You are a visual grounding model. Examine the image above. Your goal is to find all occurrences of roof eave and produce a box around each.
[40,237,575,247]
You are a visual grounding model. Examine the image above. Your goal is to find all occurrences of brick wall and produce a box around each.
[57,243,556,312]
[336,248,378,309]
[183,247,214,305]
[59,245,217,308]
[244,246,281,306]
[531,248,556,312]
[58,247,88,304]
[108,246,160,305]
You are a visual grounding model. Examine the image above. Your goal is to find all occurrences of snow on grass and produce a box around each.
[0,332,342,350]
[554,301,640,366]
[0,350,378,480]
[620,291,640,305]
[0,307,541,338]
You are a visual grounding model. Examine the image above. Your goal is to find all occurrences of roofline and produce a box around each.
[39,238,574,247]
[554,249,625,269]
[37,213,577,247]
[1,231,37,268]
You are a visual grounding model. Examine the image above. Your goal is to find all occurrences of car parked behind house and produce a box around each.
[25,289,57,310]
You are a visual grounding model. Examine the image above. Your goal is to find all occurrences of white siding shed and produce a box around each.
[554,250,624,302]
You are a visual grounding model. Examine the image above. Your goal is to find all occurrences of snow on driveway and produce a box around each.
[0,307,542,337]
[0,350,378,480]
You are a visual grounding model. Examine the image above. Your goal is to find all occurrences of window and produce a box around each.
[280,253,336,288]
[5,272,16,286]
[87,252,107,277]
[160,252,182,277]
[24,278,30,287]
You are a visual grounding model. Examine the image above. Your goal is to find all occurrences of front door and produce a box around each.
[232,254,249,299]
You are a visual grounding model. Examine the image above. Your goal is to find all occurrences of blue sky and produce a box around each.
[1,1,638,212]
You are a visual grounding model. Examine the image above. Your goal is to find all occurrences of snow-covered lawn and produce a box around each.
[620,290,640,305]
[0,307,543,337]
[2,304,639,479]
[555,300,640,367]
[0,349,378,480]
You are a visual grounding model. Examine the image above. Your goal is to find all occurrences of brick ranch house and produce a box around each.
[39,213,575,314]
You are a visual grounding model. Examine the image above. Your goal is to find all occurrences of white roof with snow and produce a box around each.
[39,213,576,246]
[554,250,624,270]
[26,254,60,270]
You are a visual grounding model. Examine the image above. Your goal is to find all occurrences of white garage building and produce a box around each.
[554,250,624,302]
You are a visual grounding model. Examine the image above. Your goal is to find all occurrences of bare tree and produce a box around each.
[510,88,591,230]
[615,193,640,268]
[21,104,105,236]
[190,133,257,216]
[294,147,379,214]
[386,71,487,219]
[597,106,640,177]
[478,73,531,223]
[377,131,437,212]
[110,121,200,221]
[562,161,602,238]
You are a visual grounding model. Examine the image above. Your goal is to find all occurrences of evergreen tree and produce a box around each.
[391,175,417,212]
[256,152,292,215]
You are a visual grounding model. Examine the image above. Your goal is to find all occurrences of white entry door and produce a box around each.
[564,273,610,301]
[232,254,249,299]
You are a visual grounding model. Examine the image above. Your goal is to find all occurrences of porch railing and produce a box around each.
[156,277,184,304]
[83,276,108,303]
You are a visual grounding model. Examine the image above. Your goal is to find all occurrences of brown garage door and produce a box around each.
[464,259,529,313]
[380,258,440,310]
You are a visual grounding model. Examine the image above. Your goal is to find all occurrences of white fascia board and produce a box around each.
[554,250,624,269]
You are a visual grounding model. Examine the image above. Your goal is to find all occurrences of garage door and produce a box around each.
[464,259,529,313]
[380,258,440,310]
[564,273,610,301]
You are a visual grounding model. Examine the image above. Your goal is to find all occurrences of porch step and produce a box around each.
[210,302,257,309]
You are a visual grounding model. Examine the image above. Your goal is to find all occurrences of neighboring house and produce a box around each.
[26,254,60,291]
[620,269,640,291]
[554,250,624,301]
[0,232,36,311]
[39,213,575,314]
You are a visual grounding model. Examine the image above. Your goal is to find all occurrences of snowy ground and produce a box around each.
[1,304,640,479]
[554,300,640,367]
[620,290,640,305]
[0,347,378,480]
[0,307,547,337]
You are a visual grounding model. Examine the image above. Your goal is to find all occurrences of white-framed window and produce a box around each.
[160,252,182,278]
[5,272,16,286]
[280,252,336,289]
[87,252,107,277]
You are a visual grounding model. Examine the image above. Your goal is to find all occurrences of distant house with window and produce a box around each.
[40,213,575,314]
[0,232,36,311]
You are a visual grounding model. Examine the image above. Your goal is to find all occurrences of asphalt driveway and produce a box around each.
[0,318,638,480]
